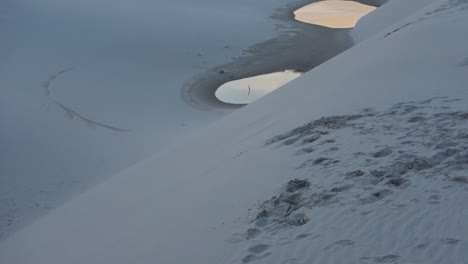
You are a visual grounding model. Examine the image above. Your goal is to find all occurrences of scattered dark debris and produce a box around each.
[372,159,431,179]
[386,177,409,187]
[436,111,468,120]
[255,192,304,219]
[265,115,361,146]
[288,213,309,226]
[309,192,336,207]
[287,179,310,192]
[256,210,269,220]
[410,159,432,171]
[346,170,365,177]
[450,176,468,184]
[384,20,419,38]
[254,182,336,229]
[459,112,468,119]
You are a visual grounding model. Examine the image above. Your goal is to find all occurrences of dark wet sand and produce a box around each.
[182,0,382,110]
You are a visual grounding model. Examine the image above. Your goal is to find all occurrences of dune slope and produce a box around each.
[1,0,467,263]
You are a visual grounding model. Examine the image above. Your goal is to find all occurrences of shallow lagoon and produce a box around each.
[294,0,376,28]
[215,70,301,104]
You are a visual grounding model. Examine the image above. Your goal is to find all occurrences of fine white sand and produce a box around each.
[294,0,376,28]
[1,0,468,263]
[215,70,301,104]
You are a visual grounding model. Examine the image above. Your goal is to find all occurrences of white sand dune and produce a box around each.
[1,0,468,263]
[294,1,376,28]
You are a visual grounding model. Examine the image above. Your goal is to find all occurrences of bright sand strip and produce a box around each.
[294,0,376,29]
[215,70,301,104]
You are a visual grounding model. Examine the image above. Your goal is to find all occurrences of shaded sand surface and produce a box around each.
[294,1,376,28]
[182,0,382,110]
[215,70,301,104]
[3,0,468,262]
[0,0,384,242]
[2,0,350,240]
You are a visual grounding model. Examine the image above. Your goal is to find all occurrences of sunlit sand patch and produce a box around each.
[294,0,376,29]
[215,70,301,104]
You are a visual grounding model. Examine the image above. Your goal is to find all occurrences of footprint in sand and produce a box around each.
[345,170,365,177]
[296,147,315,155]
[456,57,468,67]
[242,254,256,263]
[248,244,271,254]
[313,157,333,165]
[360,189,393,204]
[434,142,458,149]
[302,134,321,144]
[428,194,440,204]
[440,237,460,245]
[415,242,429,249]
[295,233,320,240]
[242,245,272,263]
[246,228,261,239]
[360,254,401,263]
[372,148,393,158]
[297,157,334,169]
[323,239,355,251]
[283,136,304,146]
[386,177,409,188]
[281,258,299,264]
[407,116,426,123]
